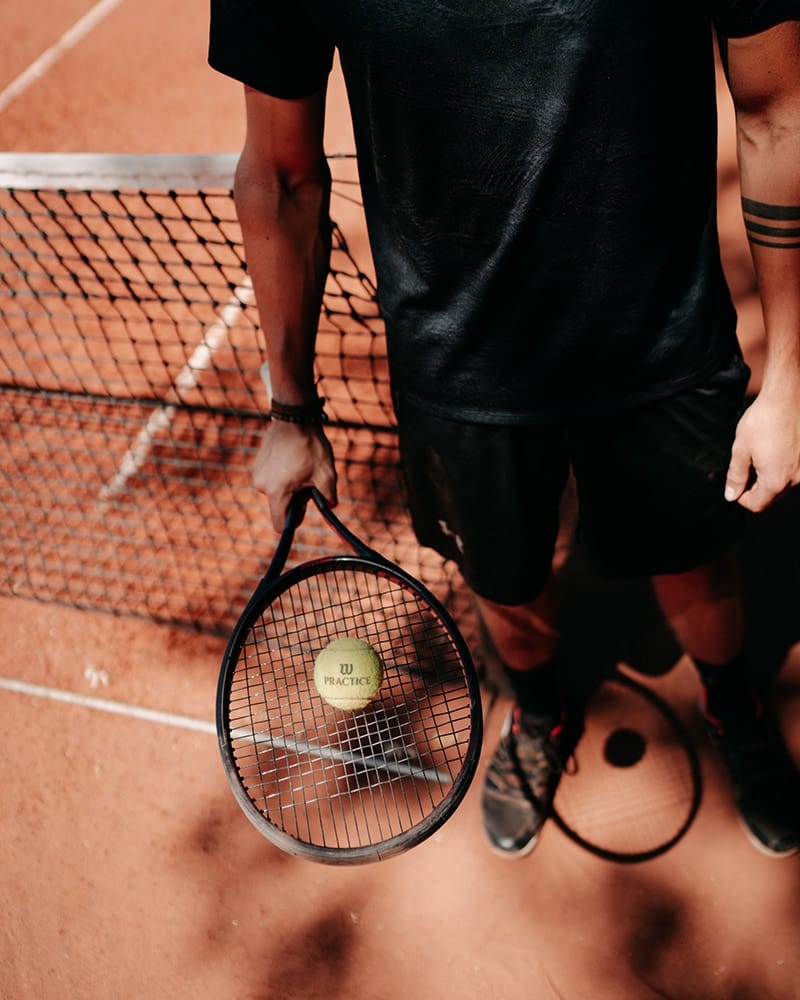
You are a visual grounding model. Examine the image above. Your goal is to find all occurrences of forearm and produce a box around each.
[234,150,332,405]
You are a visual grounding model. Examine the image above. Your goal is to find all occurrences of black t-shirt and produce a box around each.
[209,1,800,422]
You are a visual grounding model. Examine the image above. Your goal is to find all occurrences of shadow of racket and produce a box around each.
[552,668,702,863]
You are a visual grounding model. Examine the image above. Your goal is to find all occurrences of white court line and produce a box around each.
[0,0,126,114]
[0,676,215,735]
[0,676,450,783]
[97,278,254,505]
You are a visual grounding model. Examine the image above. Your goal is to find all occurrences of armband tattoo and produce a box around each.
[742,197,800,250]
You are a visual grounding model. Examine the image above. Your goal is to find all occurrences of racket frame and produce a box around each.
[216,488,483,864]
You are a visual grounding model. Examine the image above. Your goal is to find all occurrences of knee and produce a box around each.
[475,590,560,670]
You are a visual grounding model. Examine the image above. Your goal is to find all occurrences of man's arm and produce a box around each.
[234,85,337,528]
[720,20,800,511]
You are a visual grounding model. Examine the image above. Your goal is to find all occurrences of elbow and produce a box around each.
[734,99,798,153]
[724,19,800,152]
[730,72,800,152]
[233,150,330,227]
[235,144,329,202]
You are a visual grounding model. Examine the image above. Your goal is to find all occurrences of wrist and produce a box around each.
[269,396,328,426]
[760,358,800,398]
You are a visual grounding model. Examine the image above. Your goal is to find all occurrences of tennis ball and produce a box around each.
[313,637,383,711]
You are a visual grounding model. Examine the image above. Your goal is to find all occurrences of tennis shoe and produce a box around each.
[481,705,582,857]
[703,693,800,858]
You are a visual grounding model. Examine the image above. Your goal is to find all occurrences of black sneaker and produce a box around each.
[481,705,583,857]
[703,695,800,858]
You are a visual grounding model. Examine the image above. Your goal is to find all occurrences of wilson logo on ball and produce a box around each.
[313,638,384,710]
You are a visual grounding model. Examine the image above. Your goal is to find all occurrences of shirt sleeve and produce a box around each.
[208,0,334,99]
[713,0,800,37]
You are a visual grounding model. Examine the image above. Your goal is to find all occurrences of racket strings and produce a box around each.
[227,564,474,852]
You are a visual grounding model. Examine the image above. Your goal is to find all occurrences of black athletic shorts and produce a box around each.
[397,352,751,605]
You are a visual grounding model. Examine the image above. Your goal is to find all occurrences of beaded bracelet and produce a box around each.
[269,396,328,426]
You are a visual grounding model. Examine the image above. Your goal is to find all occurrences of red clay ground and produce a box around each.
[2,4,800,998]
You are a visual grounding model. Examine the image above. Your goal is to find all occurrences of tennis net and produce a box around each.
[0,152,473,639]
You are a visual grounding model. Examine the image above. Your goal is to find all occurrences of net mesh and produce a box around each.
[0,152,475,642]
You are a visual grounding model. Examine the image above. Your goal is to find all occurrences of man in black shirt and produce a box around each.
[209,2,800,857]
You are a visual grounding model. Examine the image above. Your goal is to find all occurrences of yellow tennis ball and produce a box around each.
[313,637,384,711]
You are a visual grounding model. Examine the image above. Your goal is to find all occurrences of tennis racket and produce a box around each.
[216,487,483,864]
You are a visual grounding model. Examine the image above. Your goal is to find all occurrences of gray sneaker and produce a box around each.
[481,705,583,857]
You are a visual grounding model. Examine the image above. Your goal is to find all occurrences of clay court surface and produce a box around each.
[1,3,800,998]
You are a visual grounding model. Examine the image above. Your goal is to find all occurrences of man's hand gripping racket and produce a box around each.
[216,487,483,864]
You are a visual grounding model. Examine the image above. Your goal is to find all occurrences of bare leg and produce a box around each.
[473,575,568,721]
[477,550,743,681]
[651,550,743,666]
[654,550,800,856]
[477,575,583,857]
[473,575,560,674]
